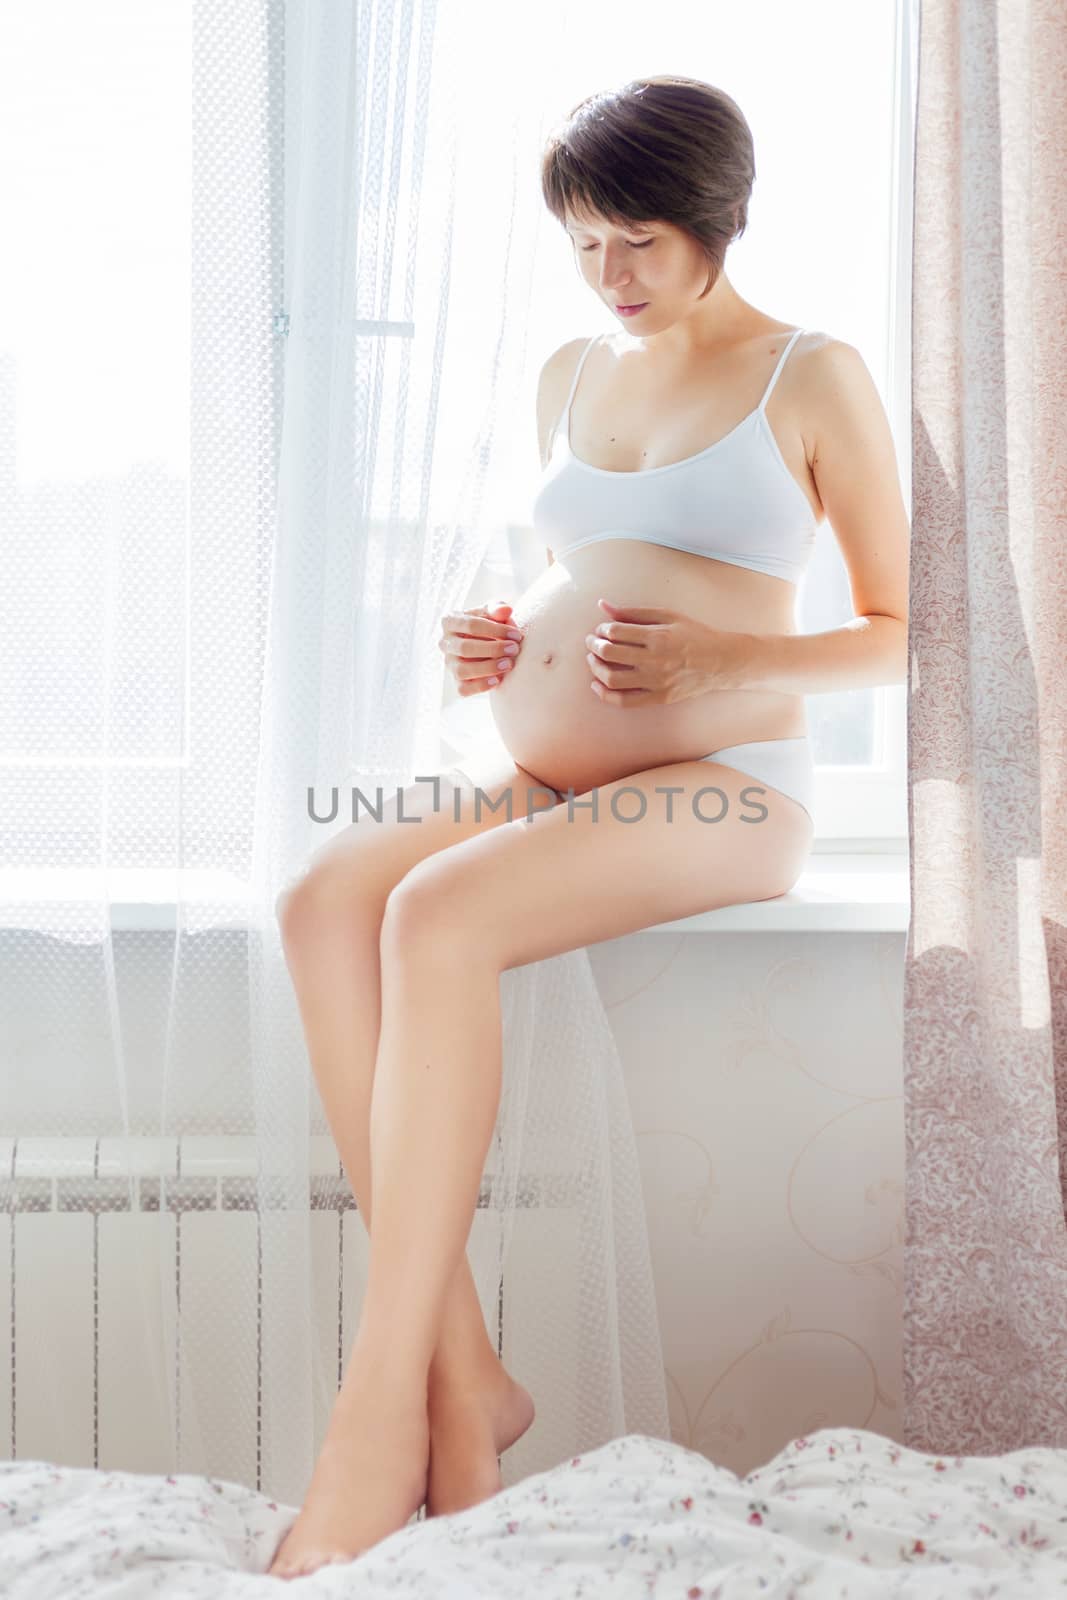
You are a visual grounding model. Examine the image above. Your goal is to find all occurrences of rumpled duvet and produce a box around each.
[1,1426,1065,1597]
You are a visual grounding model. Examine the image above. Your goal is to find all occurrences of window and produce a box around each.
[0,1,280,866]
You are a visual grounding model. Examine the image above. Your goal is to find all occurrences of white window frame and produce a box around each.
[810,0,915,853]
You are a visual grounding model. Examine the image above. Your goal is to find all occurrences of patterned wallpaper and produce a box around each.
[592,927,906,1478]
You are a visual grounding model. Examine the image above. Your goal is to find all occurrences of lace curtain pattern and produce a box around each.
[0,0,668,1504]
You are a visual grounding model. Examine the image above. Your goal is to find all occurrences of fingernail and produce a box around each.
[487,675,499,685]
[506,630,522,641]
[496,659,511,671]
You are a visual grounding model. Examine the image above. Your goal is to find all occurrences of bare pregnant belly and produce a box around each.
[489,541,809,796]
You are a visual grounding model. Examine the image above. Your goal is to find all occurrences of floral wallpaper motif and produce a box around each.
[582,929,906,1481]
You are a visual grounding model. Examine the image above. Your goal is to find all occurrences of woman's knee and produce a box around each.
[277,762,531,941]
[275,855,382,941]
[379,857,465,957]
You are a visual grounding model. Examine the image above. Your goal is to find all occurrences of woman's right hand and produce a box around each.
[438,600,526,696]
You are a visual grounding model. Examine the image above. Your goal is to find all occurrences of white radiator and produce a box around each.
[0,1133,519,1491]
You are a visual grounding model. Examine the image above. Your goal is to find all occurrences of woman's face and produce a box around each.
[562,209,710,330]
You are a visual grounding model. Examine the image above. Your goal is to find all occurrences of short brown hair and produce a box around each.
[540,75,755,299]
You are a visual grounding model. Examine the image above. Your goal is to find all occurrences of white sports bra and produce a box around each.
[531,327,819,585]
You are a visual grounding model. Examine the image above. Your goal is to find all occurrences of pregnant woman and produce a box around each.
[269,75,910,1579]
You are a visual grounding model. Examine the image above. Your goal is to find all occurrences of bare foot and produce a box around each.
[267,1372,430,1579]
[425,1370,536,1518]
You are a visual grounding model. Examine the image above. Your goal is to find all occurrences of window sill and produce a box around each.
[647,851,909,933]
[0,855,910,935]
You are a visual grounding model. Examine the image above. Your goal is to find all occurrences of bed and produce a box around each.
[1,1426,1064,1596]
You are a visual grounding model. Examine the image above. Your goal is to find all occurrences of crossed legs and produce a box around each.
[269,751,813,1578]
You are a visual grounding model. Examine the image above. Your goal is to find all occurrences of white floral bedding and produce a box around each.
[1,1427,1065,1597]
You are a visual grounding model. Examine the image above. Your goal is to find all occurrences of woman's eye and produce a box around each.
[579,240,653,252]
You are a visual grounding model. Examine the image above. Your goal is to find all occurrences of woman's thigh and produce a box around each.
[276,751,565,922]
[383,755,815,972]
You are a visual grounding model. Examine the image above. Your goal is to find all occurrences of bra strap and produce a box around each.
[555,334,602,443]
[757,327,806,411]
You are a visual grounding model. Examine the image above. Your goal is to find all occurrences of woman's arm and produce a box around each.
[742,339,909,695]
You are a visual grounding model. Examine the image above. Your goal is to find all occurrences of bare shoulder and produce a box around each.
[538,334,594,403]
[790,328,866,381]
[542,334,594,378]
[535,336,596,468]
[780,331,885,466]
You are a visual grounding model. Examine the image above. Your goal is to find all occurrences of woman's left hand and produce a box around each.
[584,598,756,707]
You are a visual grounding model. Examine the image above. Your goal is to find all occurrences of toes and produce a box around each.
[293,1551,352,1576]
[269,1552,342,1579]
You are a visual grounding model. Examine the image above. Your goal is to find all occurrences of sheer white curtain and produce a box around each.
[0,0,667,1505]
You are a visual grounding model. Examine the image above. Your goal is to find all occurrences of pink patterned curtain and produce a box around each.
[905,0,1067,1451]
